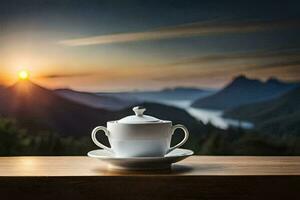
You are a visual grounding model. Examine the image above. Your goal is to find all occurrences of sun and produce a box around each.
[18,70,30,80]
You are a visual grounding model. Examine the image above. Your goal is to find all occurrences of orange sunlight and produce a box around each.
[18,70,30,80]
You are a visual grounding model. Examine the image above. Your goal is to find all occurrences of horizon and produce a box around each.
[1,0,300,91]
[3,73,299,93]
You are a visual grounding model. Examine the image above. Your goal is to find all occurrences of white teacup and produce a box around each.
[91,106,189,158]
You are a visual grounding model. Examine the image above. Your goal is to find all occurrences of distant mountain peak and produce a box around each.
[161,86,205,92]
[266,77,283,85]
[233,75,288,86]
[192,74,299,110]
[10,80,48,93]
[234,74,247,81]
[13,79,37,87]
[232,75,261,82]
[229,75,261,87]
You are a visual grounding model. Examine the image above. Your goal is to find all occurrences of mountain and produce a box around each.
[97,87,215,103]
[0,81,207,145]
[191,75,299,110]
[0,80,114,136]
[55,88,137,111]
[224,86,300,135]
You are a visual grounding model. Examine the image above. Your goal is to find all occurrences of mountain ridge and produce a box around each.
[0,80,207,146]
[55,88,137,111]
[0,80,114,136]
[97,87,216,103]
[191,75,299,110]
[224,86,300,135]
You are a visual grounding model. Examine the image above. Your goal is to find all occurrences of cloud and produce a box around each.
[40,72,94,78]
[59,19,300,46]
[151,48,300,83]
[151,60,300,84]
[249,60,300,70]
[168,48,300,66]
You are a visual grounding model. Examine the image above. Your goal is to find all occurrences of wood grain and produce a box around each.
[0,156,300,176]
[0,156,300,200]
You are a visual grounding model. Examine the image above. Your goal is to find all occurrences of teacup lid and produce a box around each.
[117,106,161,124]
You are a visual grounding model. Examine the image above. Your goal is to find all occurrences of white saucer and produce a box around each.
[87,148,194,171]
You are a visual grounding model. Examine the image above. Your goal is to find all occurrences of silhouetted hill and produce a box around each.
[0,81,208,145]
[191,75,299,110]
[3,81,300,156]
[225,87,300,135]
[0,80,115,136]
[55,88,137,111]
[97,87,215,103]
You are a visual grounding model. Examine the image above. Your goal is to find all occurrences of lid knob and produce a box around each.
[133,106,146,116]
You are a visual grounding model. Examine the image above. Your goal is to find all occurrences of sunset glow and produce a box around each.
[0,1,299,91]
[18,70,29,80]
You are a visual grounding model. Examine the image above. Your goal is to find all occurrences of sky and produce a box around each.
[0,0,300,91]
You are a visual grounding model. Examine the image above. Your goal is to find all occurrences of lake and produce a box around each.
[153,100,254,130]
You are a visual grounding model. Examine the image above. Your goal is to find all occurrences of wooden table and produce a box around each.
[0,156,299,200]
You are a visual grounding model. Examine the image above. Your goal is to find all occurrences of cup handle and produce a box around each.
[167,124,189,154]
[91,126,113,153]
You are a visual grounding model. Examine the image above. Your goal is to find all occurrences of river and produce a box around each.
[154,100,254,130]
